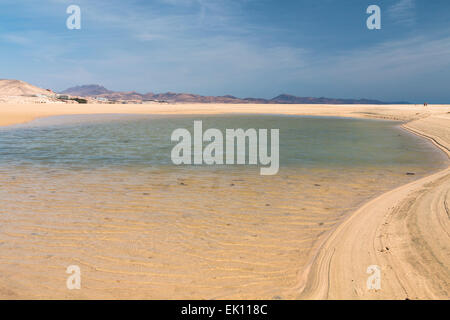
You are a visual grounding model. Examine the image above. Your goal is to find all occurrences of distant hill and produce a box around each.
[60,84,113,96]
[0,80,409,104]
[0,79,52,96]
[60,85,409,104]
[269,94,408,105]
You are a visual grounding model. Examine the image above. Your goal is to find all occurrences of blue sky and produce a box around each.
[0,0,449,102]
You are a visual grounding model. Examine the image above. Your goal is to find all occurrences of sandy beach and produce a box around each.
[0,103,449,299]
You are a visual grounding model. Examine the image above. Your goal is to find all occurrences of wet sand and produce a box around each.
[1,165,435,299]
[0,103,449,299]
[297,114,450,300]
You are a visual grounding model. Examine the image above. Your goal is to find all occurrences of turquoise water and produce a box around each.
[0,114,446,170]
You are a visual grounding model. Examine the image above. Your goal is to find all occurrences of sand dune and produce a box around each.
[0,103,449,299]
[0,80,52,97]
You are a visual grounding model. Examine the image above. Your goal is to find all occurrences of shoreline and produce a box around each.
[0,103,449,299]
[0,103,448,127]
[294,120,449,299]
[401,124,450,158]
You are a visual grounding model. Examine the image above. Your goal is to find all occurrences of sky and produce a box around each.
[0,0,449,103]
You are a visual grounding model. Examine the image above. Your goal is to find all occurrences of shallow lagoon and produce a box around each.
[0,114,447,299]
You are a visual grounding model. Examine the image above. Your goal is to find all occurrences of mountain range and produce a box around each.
[60,85,409,104]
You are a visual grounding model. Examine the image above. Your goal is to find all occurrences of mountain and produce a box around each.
[0,79,52,96]
[0,80,409,104]
[61,85,408,104]
[268,94,407,104]
[60,84,113,96]
[0,80,410,104]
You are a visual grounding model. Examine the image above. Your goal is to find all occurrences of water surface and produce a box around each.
[0,114,446,299]
[0,114,445,169]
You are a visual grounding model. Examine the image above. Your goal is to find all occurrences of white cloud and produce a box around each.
[1,34,31,45]
[388,0,416,26]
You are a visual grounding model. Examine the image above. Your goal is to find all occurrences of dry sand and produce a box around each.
[0,103,447,127]
[0,103,449,299]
